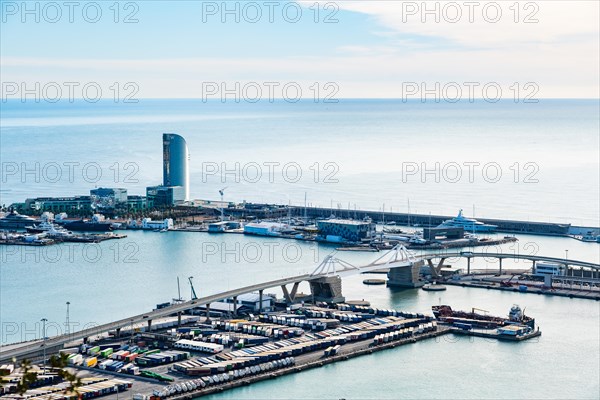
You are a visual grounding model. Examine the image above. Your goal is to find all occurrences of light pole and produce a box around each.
[565,250,569,276]
[65,302,70,336]
[219,187,227,221]
[41,318,48,373]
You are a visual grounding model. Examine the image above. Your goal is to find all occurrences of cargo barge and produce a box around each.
[451,325,541,341]
[432,304,535,329]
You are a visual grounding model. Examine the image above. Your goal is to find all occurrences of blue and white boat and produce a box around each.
[437,209,497,233]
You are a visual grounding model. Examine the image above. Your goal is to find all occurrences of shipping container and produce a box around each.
[84,357,97,368]
[100,348,114,358]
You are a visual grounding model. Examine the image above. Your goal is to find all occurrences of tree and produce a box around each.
[49,354,82,395]
[0,356,82,397]
[15,358,38,395]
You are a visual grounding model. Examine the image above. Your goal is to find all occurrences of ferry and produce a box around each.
[432,304,535,329]
[437,209,497,232]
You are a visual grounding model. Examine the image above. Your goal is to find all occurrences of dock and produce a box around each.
[450,327,541,341]
[291,206,575,236]
[444,280,600,300]
[164,327,451,400]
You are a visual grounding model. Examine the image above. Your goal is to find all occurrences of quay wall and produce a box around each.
[291,207,574,236]
[167,327,451,399]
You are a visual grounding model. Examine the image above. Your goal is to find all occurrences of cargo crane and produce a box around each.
[501,274,518,287]
[188,276,198,300]
[173,277,184,303]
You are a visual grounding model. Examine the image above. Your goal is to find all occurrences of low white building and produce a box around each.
[244,222,289,236]
[128,218,173,230]
[142,218,173,230]
[220,292,275,312]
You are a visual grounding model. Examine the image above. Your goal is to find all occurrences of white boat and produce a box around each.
[408,234,427,245]
[44,224,75,238]
[0,210,38,229]
[26,220,66,233]
[437,209,497,232]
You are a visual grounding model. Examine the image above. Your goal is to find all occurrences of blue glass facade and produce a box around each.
[163,133,189,200]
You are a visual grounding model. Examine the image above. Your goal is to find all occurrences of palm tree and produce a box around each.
[0,356,82,396]
[49,354,82,395]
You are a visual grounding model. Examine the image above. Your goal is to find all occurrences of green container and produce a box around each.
[100,348,113,358]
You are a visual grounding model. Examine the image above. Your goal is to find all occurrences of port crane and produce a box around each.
[188,276,198,300]
[501,274,518,287]
[173,277,184,303]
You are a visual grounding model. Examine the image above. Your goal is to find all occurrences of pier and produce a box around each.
[290,206,575,236]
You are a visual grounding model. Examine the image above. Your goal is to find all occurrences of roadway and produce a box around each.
[419,251,600,269]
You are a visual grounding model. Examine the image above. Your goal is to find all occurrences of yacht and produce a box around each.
[437,209,497,233]
[43,224,75,239]
[0,210,39,229]
[408,233,427,245]
[26,220,63,233]
[56,214,113,232]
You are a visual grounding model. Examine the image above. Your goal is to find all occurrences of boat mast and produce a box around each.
[407,198,411,228]
[304,192,307,223]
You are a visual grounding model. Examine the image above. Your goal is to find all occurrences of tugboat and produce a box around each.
[507,304,535,328]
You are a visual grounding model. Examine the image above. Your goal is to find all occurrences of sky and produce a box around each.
[1,1,599,99]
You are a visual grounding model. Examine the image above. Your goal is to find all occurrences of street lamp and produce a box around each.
[130,319,134,344]
[65,302,70,336]
[41,318,48,373]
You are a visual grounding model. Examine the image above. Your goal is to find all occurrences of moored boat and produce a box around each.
[0,210,39,229]
[432,304,535,329]
[437,209,497,232]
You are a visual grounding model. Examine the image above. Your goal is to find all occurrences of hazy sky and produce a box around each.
[1,1,598,98]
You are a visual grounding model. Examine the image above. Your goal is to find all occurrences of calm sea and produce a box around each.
[1,99,599,399]
[1,99,599,225]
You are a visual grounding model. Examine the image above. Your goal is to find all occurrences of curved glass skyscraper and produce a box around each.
[163,133,189,201]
